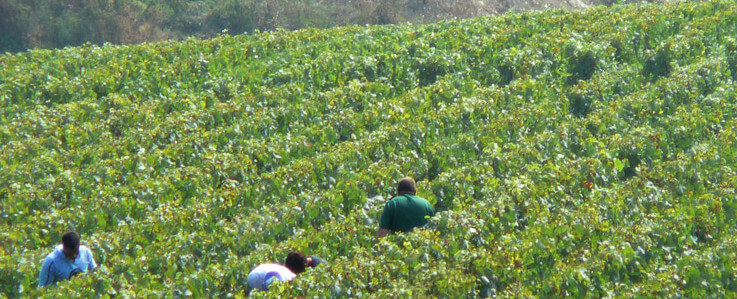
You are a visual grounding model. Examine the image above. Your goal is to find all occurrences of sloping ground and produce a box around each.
[1,0,736,297]
[406,0,591,20]
[3,0,646,53]
[320,0,593,26]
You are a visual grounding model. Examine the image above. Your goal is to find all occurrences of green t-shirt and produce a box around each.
[379,194,435,233]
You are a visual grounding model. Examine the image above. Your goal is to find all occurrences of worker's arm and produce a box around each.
[377,202,393,238]
[86,247,97,271]
[37,258,55,288]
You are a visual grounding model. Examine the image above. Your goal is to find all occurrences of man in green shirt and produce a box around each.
[377,177,435,238]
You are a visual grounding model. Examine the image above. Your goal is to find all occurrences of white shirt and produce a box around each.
[246,263,296,291]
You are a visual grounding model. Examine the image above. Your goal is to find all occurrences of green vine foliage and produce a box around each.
[1,0,737,297]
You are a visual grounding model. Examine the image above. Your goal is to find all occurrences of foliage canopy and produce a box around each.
[1,0,737,297]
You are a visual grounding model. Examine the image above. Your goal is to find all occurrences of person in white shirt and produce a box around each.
[246,251,325,292]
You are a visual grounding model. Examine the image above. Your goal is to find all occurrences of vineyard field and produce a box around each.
[1,0,737,297]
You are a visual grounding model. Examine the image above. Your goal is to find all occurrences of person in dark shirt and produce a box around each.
[377,177,435,238]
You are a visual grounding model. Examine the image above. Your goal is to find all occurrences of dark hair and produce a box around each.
[397,177,416,195]
[284,252,308,274]
[62,232,80,250]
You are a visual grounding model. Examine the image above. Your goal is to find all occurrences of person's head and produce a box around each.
[61,232,80,261]
[284,251,308,274]
[397,177,417,195]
